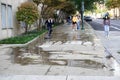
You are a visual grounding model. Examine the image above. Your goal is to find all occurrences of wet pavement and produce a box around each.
[0,23,120,76]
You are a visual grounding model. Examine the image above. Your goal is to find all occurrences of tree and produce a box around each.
[105,0,120,18]
[60,1,76,15]
[69,0,104,11]
[33,0,76,22]
[33,0,64,18]
[16,1,39,33]
[33,0,42,6]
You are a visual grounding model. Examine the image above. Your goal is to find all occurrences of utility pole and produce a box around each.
[81,0,84,30]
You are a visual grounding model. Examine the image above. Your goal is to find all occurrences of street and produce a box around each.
[89,19,120,31]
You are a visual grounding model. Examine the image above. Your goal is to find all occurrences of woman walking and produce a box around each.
[103,15,110,38]
[72,15,78,31]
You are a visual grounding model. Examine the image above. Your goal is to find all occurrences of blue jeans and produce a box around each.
[47,26,52,37]
[77,22,80,30]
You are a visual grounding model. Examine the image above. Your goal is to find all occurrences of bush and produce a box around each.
[0,29,46,44]
[0,22,61,44]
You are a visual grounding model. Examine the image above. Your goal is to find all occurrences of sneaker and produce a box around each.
[73,29,75,31]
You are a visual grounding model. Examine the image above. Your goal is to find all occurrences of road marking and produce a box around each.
[111,26,120,30]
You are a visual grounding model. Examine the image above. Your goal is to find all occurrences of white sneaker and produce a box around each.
[73,29,75,31]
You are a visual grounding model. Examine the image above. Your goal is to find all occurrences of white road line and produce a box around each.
[111,26,120,30]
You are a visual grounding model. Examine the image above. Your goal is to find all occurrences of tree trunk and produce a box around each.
[38,4,46,31]
[25,24,28,33]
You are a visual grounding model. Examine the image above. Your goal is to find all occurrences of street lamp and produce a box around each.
[81,0,84,30]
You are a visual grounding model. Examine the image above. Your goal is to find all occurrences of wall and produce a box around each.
[0,0,28,40]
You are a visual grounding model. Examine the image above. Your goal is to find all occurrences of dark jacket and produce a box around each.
[45,19,54,29]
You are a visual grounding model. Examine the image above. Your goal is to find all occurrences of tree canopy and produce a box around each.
[33,0,76,17]
[16,1,39,33]
[105,0,120,9]
[69,0,104,11]
[16,2,39,25]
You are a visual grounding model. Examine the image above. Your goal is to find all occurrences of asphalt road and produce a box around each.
[88,19,120,31]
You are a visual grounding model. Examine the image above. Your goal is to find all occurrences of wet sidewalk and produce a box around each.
[0,23,119,79]
[97,31,120,64]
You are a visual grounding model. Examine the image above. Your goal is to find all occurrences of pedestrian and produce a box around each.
[45,17,54,39]
[103,15,110,38]
[67,16,71,24]
[76,16,81,30]
[72,15,78,31]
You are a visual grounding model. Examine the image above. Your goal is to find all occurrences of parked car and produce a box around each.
[84,16,92,21]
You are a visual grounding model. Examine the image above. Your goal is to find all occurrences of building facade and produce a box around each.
[0,0,28,40]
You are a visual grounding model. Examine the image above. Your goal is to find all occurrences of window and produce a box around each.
[1,4,6,28]
[7,5,13,28]
[1,3,13,29]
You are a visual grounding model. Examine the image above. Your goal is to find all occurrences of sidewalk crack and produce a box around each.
[45,65,52,75]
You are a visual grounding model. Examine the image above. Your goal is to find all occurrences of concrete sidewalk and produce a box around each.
[96,31,120,64]
[0,75,120,80]
[92,19,120,64]
[0,22,119,79]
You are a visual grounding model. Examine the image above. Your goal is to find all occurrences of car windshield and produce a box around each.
[85,16,90,18]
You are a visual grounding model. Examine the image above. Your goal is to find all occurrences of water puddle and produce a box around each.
[48,59,103,69]
[13,46,104,69]
[12,44,120,76]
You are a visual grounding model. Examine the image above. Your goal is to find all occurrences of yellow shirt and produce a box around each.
[72,16,78,22]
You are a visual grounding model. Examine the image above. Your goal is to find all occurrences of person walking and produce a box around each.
[45,17,54,39]
[76,16,81,30]
[72,15,78,31]
[103,15,110,38]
